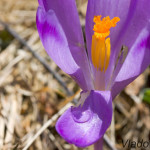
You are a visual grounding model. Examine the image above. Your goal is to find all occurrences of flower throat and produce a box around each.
[91,15,120,72]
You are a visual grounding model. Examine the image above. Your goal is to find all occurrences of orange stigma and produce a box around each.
[91,15,120,72]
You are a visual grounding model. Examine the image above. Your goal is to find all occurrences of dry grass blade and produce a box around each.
[0,54,24,86]
[4,97,17,147]
[104,135,118,150]
[22,102,72,150]
[48,130,64,150]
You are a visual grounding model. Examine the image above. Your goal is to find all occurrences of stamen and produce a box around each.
[105,38,111,71]
[91,15,120,72]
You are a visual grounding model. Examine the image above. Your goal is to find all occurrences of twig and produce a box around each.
[0,20,72,95]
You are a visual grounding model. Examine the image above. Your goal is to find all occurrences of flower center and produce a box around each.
[91,15,120,72]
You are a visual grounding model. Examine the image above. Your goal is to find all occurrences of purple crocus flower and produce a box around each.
[36,0,150,149]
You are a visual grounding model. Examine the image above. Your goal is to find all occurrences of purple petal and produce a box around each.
[118,1,150,51]
[36,7,87,90]
[56,90,112,147]
[112,25,150,99]
[41,0,85,61]
[38,0,44,7]
[39,0,93,89]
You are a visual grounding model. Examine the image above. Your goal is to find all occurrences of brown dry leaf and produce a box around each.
[125,71,148,95]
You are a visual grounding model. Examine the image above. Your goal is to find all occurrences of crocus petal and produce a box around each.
[41,0,85,64]
[36,7,87,90]
[41,0,84,53]
[38,0,43,7]
[116,1,150,52]
[56,90,112,147]
[112,25,150,99]
[39,0,93,89]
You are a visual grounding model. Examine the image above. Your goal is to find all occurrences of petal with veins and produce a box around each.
[56,90,112,147]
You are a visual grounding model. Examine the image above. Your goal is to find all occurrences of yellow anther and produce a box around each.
[105,38,111,71]
[91,15,120,72]
[93,15,120,39]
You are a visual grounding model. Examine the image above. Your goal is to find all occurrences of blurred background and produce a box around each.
[0,0,150,150]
